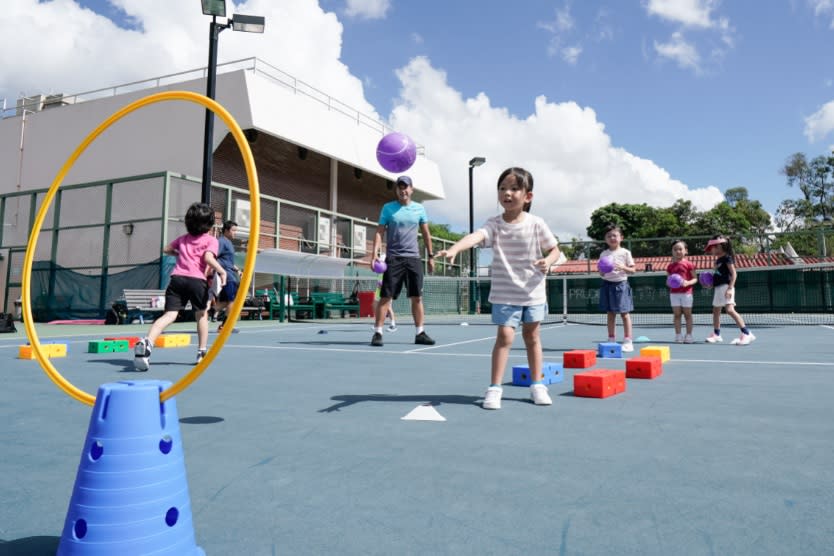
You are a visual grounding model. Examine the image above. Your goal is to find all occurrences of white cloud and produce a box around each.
[804,100,834,142]
[0,0,378,118]
[808,0,834,27]
[644,0,735,74]
[561,45,583,65]
[344,0,390,20]
[644,0,719,28]
[0,0,725,240]
[654,31,702,73]
[389,57,723,239]
[538,4,578,60]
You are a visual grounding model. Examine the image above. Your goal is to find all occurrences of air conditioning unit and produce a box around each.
[318,216,331,248]
[43,94,75,109]
[16,94,45,116]
[353,226,367,254]
[233,199,251,238]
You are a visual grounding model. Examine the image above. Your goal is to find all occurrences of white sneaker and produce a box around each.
[675,334,684,344]
[134,338,151,371]
[705,333,723,343]
[684,334,694,344]
[386,323,398,332]
[530,384,553,406]
[732,333,756,346]
[483,386,502,410]
[622,340,634,352]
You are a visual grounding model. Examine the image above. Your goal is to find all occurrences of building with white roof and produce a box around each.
[0,58,446,318]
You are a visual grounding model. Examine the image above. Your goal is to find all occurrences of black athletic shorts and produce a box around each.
[379,256,423,300]
[165,275,210,312]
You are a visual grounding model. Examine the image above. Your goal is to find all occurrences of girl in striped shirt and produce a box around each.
[437,167,562,410]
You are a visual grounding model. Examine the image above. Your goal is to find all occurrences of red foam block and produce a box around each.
[563,349,597,369]
[625,356,663,379]
[573,369,626,398]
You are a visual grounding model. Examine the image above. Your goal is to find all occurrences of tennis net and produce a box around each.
[274,262,834,327]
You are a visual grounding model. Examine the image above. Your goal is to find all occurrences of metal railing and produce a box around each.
[1,57,424,153]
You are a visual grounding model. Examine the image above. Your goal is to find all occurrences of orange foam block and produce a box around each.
[154,334,191,348]
[625,356,663,379]
[563,349,596,368]
[640,345,670,363]
[573,370,626,398]
[19,343,67,359]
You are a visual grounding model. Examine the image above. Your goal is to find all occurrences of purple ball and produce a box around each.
[667,273,684,289]
[372,259,388,274]
[376,132,417,173]
[699,272,714,287]
[597,256,614,274]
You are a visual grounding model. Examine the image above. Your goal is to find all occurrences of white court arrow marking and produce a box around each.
[401,403,446,421]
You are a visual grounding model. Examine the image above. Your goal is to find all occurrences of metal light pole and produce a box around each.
[201,1,265,204]
[468,156,485,313]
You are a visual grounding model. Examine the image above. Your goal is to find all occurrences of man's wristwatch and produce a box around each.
[427,252,434,258]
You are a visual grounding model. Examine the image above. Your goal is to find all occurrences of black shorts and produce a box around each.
[379,256,423,300]
[165,275,210,312]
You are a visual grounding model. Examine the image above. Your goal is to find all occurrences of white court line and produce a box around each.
[663,358,833,367]
[222,345,834,366]
[405,322,571,353]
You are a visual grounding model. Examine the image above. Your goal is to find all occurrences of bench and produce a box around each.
[121,289,167,324]
[311,292,359,318]
[286,292,317,320]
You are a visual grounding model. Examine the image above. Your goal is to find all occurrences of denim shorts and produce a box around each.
[599,280,634,314]
[491,303,547,329]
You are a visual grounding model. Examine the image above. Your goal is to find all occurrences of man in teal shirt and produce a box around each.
[371,176,435,347]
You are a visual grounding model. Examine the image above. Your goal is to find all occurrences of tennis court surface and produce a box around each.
[2,319,833,555]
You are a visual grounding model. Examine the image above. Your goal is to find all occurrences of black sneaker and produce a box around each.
[371,332,383,347]
[196,349,207,364]
[415,331,435,345]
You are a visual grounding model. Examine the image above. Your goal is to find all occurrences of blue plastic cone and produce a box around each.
[57,380,204,555]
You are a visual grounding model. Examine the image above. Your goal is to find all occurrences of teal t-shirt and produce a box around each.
[379,200,427,257]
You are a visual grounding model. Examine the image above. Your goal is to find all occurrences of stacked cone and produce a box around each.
[57,380,204,555]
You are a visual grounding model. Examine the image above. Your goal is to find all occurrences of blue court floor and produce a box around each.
[2,320,833,555]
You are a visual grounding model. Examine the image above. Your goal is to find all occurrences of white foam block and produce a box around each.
[401,403,446,422]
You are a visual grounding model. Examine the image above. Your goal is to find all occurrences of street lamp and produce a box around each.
[468,156,485,313]
[201,0,265,204]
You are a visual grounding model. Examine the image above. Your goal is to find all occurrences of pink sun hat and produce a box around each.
[704,238,727,253]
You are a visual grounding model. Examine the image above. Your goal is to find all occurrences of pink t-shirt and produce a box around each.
[667,259,696,293]
[169,233,219,280]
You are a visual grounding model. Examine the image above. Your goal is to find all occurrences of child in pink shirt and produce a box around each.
[134,202,226,370]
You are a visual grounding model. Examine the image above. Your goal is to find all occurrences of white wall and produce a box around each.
[0,68,445,200]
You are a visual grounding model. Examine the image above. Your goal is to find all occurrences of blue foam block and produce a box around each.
[598,342,623,358]
[512,362,564,385]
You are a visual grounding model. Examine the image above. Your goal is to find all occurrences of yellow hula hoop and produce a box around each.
[21,90,260,405]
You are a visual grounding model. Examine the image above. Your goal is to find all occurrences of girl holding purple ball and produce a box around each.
[598,224,636,351]
[667,239,697,343]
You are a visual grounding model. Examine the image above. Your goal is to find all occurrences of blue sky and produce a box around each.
[5,1,834,239]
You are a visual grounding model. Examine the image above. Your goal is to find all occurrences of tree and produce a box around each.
[808,155,834,221]
[773,199,812,232]
[779,149,834,229]
[781,152,814,202]
[428,223,465,242]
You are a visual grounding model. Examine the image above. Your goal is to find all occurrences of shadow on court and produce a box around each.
[0,536,60,556]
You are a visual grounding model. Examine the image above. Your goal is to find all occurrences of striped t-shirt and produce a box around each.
[478,213,558,305]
